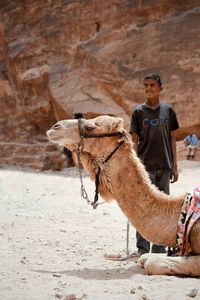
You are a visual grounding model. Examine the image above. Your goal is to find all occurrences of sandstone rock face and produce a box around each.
[0,0,199,170]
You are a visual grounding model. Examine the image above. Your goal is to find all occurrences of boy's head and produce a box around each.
[143,73,163,100]
[144,73,162,87]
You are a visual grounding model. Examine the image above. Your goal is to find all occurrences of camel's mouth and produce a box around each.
[49,135,63,142]
[47,130,65,143]
[47,128,80,147]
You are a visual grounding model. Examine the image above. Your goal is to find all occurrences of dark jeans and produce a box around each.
[136,169,170,254]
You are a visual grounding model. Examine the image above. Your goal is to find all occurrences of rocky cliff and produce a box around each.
[0,0,200,170]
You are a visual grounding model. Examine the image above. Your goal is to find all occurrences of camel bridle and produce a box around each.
[76,117,126,209]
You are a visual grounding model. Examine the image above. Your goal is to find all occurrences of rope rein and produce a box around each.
[76,117,126,209]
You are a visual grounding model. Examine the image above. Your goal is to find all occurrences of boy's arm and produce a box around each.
[171,131,178,183]
[131,133,139,151]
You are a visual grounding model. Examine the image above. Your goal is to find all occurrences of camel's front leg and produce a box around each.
[138,253,200,277]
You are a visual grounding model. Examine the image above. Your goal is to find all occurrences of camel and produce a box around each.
[47,115,200,277]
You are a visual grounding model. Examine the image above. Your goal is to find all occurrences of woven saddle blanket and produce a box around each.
[176,186,200,256]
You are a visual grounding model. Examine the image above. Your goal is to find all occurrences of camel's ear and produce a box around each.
[111,117,124,131]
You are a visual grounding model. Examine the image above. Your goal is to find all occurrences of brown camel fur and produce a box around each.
[47,115,200,277]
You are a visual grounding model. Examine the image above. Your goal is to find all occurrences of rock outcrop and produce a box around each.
[0,0,199,170]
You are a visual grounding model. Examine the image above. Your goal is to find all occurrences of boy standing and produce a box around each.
[129,73,179,256]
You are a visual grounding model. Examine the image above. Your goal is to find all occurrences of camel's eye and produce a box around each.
[84,124,96,132]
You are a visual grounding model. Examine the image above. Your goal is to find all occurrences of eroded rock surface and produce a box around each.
[0,0,199,169]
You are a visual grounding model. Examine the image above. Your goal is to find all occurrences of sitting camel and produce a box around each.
[47,115,200,277]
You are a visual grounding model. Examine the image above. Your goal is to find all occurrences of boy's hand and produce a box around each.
[170,166,178,183]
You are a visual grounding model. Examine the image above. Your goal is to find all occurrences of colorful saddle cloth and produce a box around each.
[176,186,200,256]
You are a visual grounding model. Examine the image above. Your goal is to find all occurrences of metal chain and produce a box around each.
[76,142,92,205]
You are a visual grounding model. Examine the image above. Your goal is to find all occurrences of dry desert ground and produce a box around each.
[1,160,200,300]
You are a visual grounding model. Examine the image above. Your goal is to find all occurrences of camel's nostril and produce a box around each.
[52,123,61,130]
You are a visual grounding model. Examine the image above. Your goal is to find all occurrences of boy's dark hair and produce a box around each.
[144,73,163,86]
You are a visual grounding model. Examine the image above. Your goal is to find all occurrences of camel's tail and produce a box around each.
[138,253,200,277]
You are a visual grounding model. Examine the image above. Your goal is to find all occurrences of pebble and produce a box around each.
[53,273,62,278]
[186,287,198,298]
[64,294,76,300]
[142,295,149,300]
[55,293,63,299]
[130,288,136,294]
[20,256,27,264]
[21,277,26,281]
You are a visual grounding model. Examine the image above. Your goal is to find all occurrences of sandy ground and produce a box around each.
[1,160,200,300]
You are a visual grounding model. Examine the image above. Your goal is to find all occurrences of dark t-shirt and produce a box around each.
[129,103,179,171]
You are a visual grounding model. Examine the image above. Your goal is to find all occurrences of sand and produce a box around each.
[0,160,200,300]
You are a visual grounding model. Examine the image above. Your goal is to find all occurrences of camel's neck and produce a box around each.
[80,140,184,247]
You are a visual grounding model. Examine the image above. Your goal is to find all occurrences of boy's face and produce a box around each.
[143,79,162,100]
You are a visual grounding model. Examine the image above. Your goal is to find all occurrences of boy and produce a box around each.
[129,73,179,256]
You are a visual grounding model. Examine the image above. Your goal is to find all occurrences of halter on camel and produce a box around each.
[75,116,126,209]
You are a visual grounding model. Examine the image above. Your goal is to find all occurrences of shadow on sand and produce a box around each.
[33,265,145,280]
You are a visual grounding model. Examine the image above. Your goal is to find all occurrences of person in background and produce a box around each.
[184,133,199,159]
[129,73,179,257]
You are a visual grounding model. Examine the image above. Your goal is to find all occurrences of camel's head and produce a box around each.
[47,115,124,149]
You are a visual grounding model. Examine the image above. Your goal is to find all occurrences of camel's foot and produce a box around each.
[104,252,142,262]
[104,253,131,261]
[138,253,200,277]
